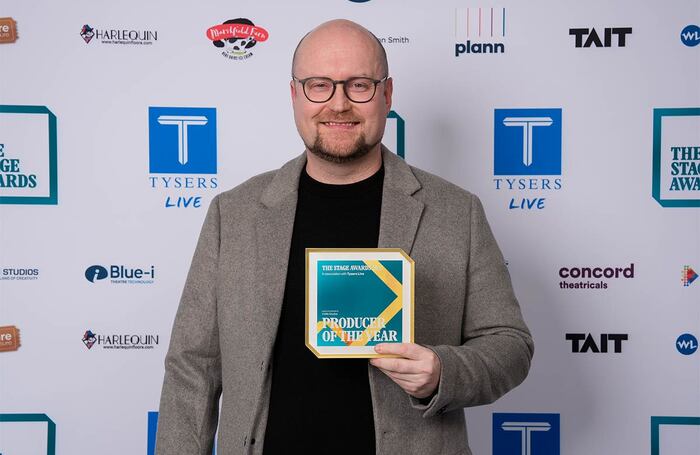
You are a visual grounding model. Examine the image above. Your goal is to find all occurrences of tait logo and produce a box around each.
[493,108,563,210]
[569,27,632,48]
[677,333,698,355]
[681,25,700,47]
[566,333,627,353]
[84,264,155,285]
[493,413,559,455]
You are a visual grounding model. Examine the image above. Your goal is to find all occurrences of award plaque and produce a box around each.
[305,248,414,358]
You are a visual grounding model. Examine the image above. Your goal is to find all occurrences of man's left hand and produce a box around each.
[369,343,441,399]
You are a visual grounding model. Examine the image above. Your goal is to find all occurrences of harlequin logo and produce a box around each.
[206,18,269,61]
[80,24,95,43]
[82,330,97,349]
[682,265,698,287]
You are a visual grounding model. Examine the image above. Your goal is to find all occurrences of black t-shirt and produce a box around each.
[263,165,384,454]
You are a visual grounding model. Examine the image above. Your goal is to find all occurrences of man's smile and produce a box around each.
[320,121,360,130]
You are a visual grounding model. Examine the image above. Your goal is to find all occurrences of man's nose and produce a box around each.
[327,82,352,112]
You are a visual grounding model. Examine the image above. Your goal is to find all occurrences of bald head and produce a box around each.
[292,19,388,78]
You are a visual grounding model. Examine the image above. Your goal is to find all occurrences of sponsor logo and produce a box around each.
[676,333,698,355]
[652,108,700,207]
[455,7,506,56]
[0,105,58,205]
[349,0,372,3]
[376,35,410,45]
[0,326,20,352]
[82,329,159,350]
[566,333,628,353]
[1,267,40,281]
[206,18,268,61]
[148,106,218,208]
[385,111,406,158]
[0,17,18,44]
[493,413,560,455]
[84,264,155,284]
[682,265,698,287]
[147,412,217,455]
[0,414,56,455]
[651,416,700,455]
[681,25,700,47]
[493,108,562,210]
[569,27,632,48]
[79,24,157,45]
[558,263,634,290]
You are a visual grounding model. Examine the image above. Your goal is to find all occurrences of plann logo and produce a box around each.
[454,7,506,57]
[0,105,58,205]
[682,265,698,287]
[652,108,700,207]
[566,333,627,353]
[148,107,218,208]
[493,413,559,455]
[569,27,632,48]
[84,264,155,284]
[676,333,698,355]
[493,108,562,210]
[206,18,268,61]
[558,263,635,290]
[0,17,18,44]
[681,25,700,47]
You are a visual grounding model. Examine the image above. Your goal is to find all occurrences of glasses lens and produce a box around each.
[345,78,376,103]
[303,77,334,102]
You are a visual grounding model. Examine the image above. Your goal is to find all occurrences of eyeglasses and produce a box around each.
[292,75,389,103]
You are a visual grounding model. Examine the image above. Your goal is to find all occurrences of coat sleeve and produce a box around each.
[410,194,534,417]
[156,196,223,454]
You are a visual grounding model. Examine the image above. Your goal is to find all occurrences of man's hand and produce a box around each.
[369,343,441,399]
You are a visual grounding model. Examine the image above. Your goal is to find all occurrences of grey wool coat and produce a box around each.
[156,147,534,455]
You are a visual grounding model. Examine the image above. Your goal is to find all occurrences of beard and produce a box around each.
[305,130,380,164]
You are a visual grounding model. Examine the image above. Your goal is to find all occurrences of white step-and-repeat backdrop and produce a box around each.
[1,0,699,454]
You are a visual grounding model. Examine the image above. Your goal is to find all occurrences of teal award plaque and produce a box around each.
[305,248,414,358]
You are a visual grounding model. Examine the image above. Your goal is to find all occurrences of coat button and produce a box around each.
[251,437,256,445]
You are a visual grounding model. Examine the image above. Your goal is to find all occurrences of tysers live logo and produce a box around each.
[455,7,506,56]
[85,264,155,285]
[493,413,560,455]
[206,18,269,61]
[0,105,58,205]
[652,108,700,207]
[493,108,562,210]
[148,107,217,208]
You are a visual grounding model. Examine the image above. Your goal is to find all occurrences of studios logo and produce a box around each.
[82,329,159,350]
[85,264,155,285]
[206,18,269,61]
[493,108,563,210]
[558,263,635,290]
[1,267,40,281]
[80,23,157,46]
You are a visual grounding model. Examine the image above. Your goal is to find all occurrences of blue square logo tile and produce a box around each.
[493,413,560,455]
[148,107,217,174]
[494,108,562,175]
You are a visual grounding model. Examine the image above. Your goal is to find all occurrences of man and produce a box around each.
[156,19,533,455]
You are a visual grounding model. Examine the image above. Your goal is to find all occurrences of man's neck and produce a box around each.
[305,146,383,184]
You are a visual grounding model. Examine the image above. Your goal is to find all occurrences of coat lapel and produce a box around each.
[253,153,306,349]
[377,147,424,254]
